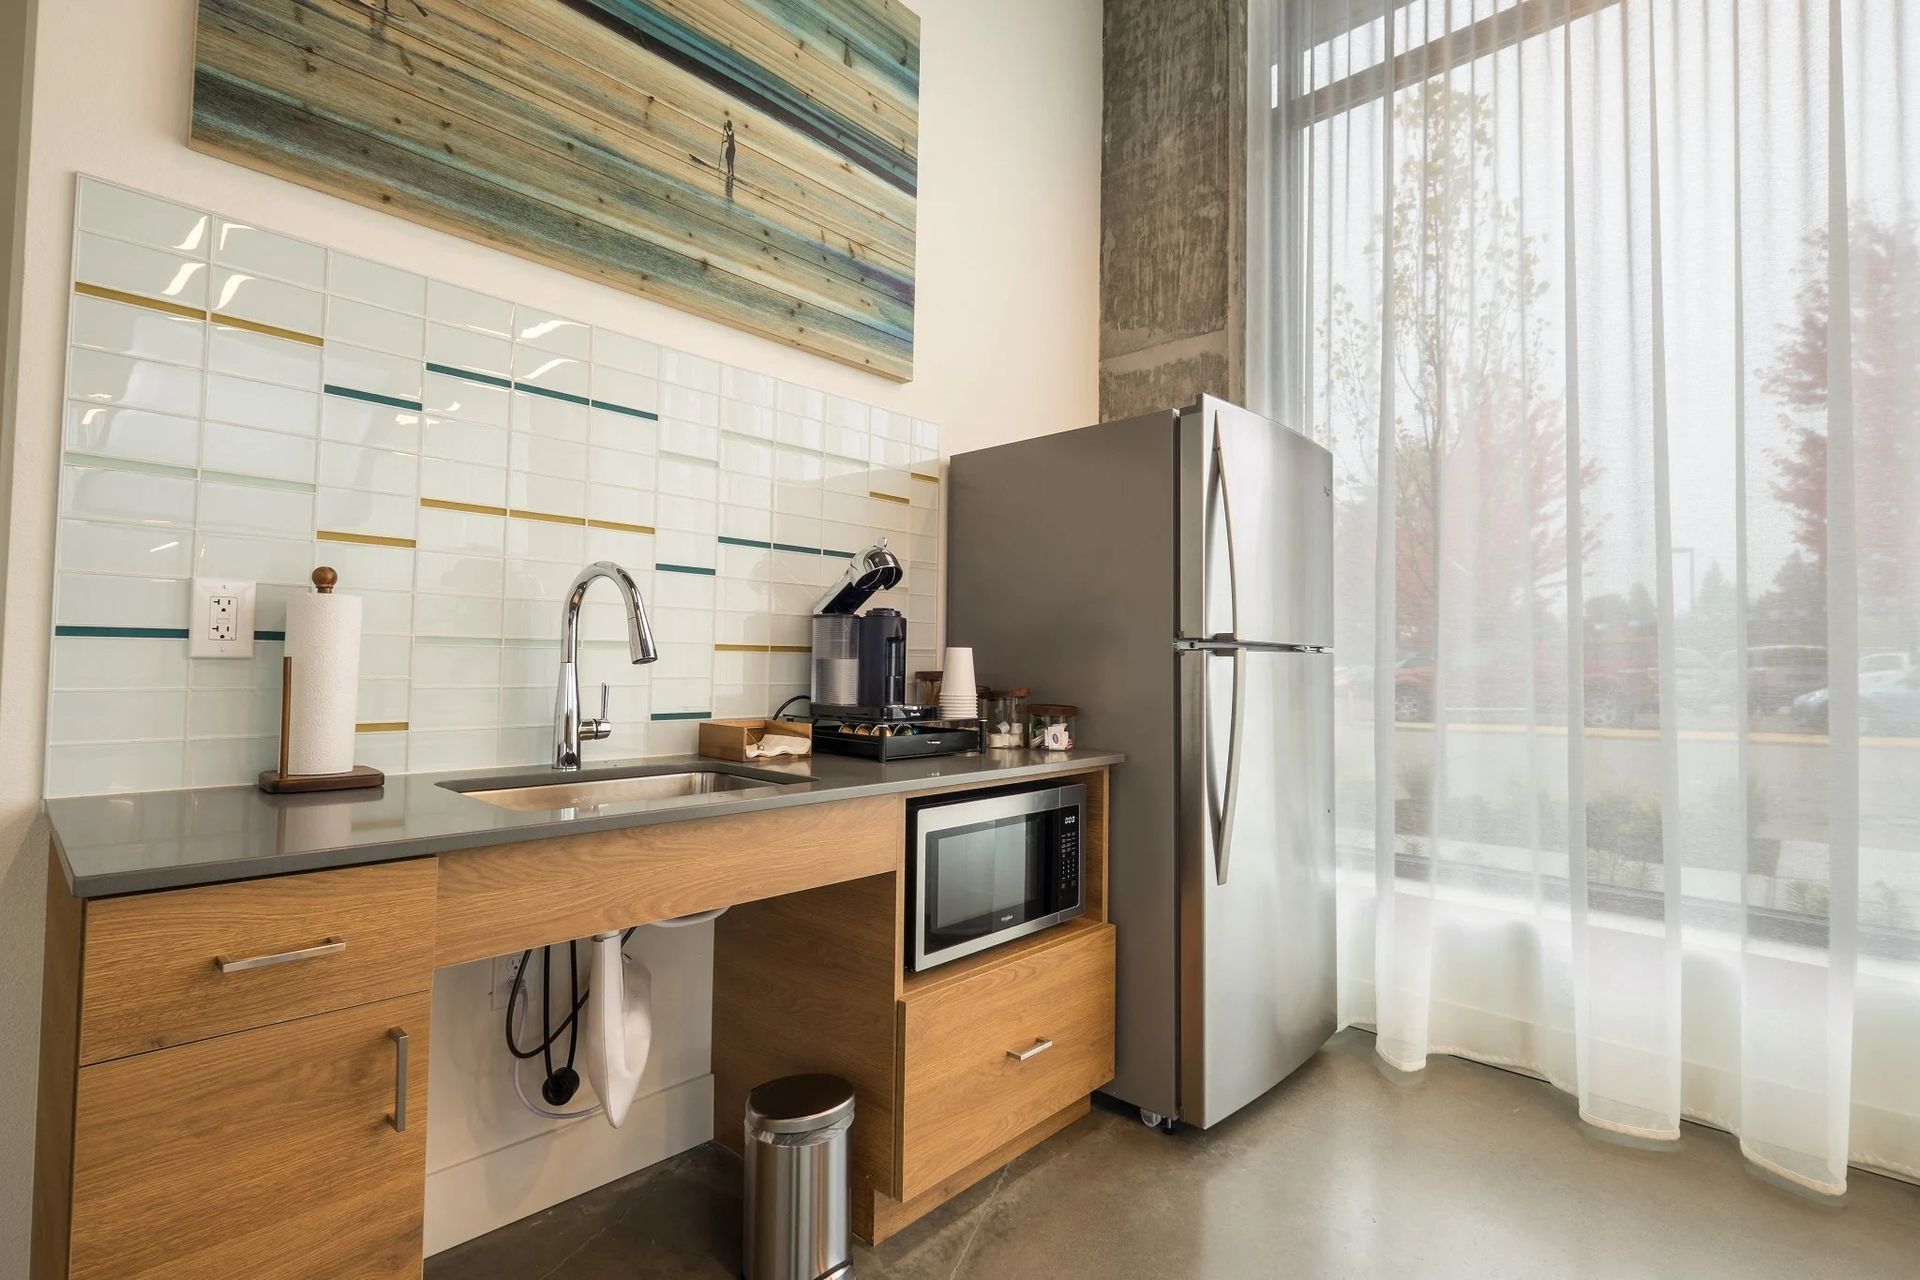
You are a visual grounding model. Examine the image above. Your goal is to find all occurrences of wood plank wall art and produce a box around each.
[190,0,920,380]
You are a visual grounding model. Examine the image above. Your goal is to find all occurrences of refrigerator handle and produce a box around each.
[1210,421,1241,640]
[1206,646,1248,885]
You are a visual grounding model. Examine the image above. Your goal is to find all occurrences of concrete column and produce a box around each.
[1099,0,1246,420]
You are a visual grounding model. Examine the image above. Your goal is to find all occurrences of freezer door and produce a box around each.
[1176,644,1335,1129]
[1178,397,1334,648]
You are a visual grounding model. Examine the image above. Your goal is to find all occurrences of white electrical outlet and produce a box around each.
[492,952,527,1011]
[188,578,257,658]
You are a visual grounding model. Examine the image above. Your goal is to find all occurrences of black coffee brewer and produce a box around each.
[808,539,979,758]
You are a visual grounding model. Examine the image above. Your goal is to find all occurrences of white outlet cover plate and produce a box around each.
[188,578,257,658]
[492,952,526,1011]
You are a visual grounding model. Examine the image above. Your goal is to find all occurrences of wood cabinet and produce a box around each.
[897,920,1115,1200]
[34,856,438,1280]
[68,993,431,1280]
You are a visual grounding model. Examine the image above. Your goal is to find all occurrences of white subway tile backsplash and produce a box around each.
[329,253,427,315]
[51,177,940,796]
[209,266,323,335]
[69,348,203,417]
[61,464,196,527]
[75,232,208,309]
[59,519,193,578]
[212,219,326,289]
[71,294,205,367]
[205,372,319,435]
[328,297,425,357]
[80,185,209,256]
[428,280,514,337]
[65,402,200,469]
[513,307,590,358]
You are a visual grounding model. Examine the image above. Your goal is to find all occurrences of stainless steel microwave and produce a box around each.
[906,781,1086,972]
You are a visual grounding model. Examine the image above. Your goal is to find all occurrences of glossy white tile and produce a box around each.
[212,219,326,289]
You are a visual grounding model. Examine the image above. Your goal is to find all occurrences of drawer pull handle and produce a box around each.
[389,1028,409,1131]
[1007,1038,1055,1063]
[214,936,346,974]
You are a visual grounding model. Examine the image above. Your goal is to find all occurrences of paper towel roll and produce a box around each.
[284,585,362,776]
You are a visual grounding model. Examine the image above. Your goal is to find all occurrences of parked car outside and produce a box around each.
[1734,645,1830,715]
[1391,639,1653,728]
[1859,651,1913,688]
[1792,666,1920,735]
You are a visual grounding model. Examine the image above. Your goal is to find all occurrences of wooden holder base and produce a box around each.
[256,766,386,794]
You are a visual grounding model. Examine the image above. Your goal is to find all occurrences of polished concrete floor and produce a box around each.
[426,1029,1920,1279]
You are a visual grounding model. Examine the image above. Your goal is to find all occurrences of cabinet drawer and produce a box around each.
[68,991,429,1279]
[79,859,437,1064]
[898,921,1115,1200]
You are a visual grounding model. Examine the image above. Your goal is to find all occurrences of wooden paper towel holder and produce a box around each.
[258,567,386,794]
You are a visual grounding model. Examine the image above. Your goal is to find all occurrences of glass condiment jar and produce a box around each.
[1028,703,1077,751]
[984,688,1029,748]
[914,671,943,707]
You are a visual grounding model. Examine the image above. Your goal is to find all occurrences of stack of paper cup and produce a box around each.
[939,647,979,719]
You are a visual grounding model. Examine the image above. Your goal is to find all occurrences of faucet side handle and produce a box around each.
[583,682,613,742]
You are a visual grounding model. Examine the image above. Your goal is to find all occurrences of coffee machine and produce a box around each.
[808,540,978,759]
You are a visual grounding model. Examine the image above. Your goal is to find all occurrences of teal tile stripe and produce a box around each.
[821,548,859,559]
[54,625,189,639]
[771,541,822,556]
[717,535,772,550]
[424,361,659,419]
[324,384,423,411]
[425,360,511,390]
[53,625,286,641]
[591,399,659,421]
[518,383,592,407]
[650,711,712,722]
[655,562,717,576]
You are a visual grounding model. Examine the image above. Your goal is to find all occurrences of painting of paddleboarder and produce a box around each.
[721,118,737,202]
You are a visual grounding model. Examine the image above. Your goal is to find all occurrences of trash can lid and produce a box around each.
[746,1073,856,1134]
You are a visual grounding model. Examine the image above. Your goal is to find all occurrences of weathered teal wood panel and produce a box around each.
[190,0,919,380]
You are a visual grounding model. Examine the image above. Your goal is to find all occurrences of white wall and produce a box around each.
[0,0,1101,1266]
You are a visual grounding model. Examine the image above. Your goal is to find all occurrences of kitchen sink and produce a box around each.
[441,763,811,813]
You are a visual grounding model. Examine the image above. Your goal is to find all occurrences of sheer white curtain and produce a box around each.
[1250,0,1919,1194]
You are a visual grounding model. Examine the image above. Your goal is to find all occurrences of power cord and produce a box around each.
[503,910,726,1122]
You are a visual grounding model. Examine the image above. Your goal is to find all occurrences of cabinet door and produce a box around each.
[67,991,429,1280]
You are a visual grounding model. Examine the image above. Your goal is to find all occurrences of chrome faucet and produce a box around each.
[553,562,658,770]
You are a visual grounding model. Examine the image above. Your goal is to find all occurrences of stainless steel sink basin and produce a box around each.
[441,763,810,813]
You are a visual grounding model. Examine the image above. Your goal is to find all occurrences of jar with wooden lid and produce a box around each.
[1028,704,1077,751]
[984,689,1029,748]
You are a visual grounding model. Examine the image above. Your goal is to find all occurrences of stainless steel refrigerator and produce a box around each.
[947,396,1334,1130]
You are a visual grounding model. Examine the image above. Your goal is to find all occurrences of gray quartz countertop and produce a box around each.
[44,748,1124,899]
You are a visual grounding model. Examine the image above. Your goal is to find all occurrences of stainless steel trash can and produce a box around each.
[744,1073,855,1280]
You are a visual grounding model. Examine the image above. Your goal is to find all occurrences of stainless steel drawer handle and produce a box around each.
[213,936,346,974]
[1006,1038,1054,1062]
[389,1028,409,1132]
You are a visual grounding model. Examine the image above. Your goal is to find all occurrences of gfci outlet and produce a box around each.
[188,578,257,658]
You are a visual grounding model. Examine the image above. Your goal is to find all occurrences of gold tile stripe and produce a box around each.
[768,645,812,654]
[910,472,940,483]
[355,721,409,734]
[713,643,770,652]
[420,497,509,517]
[586,518,657,535]
[869,491,911,505]
[73,281,205,321]
[509,508,586,526]
[318,529,416,549]
[211,312,324,347]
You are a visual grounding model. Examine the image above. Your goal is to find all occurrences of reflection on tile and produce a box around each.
[75,232,209,309]
[330,252,427,314]
[69,348,203,417]
[79,183,210,256]
[428,280,515,337]
[208,322,323,389]
[64,402,200,470]
[71,294,206,367]
[212,219,326,289]
[208,266,323,335]
[205,372,320,435]
[202,421,318,485]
